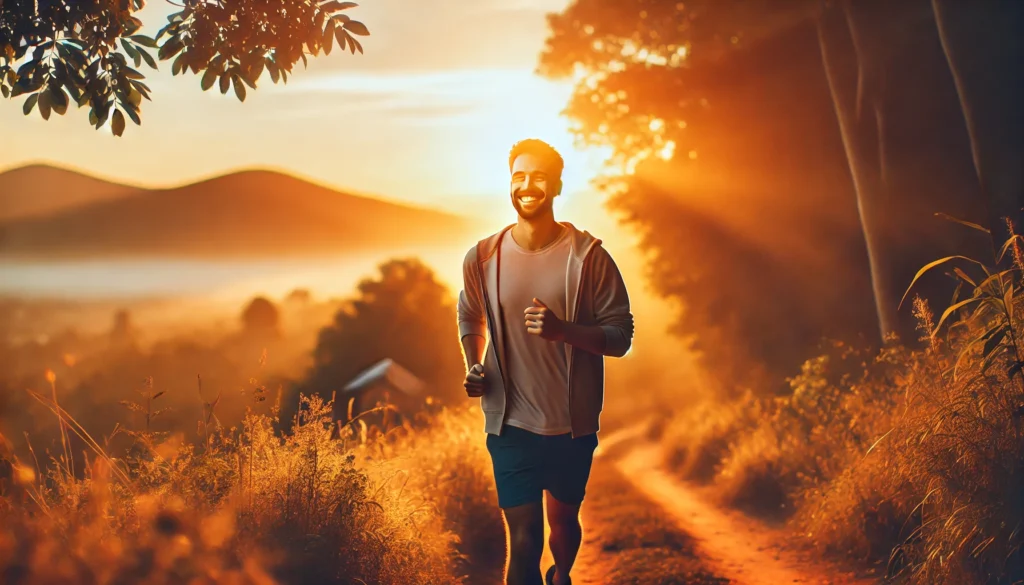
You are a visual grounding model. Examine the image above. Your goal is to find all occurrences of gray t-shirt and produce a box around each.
[498,227,572,435]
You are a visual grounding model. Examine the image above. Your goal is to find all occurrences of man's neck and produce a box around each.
[512,215,562,251]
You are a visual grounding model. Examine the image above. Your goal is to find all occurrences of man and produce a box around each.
[457,138,634,585]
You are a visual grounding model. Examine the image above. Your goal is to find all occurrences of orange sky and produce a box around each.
[0,0,612,222]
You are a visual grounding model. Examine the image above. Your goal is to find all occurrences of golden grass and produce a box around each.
[662,228,1024,584]
[0,388,499,585]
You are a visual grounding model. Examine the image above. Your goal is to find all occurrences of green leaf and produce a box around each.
[139,48,158,70]
[22,93,38,115]
[324,21,336,55]
[233,76,247,102]
[344,20,370,36]
[124,104,141,125]
[900,255,990,310]
[130,35,159,49]
[335,28,348,52]
[172,53,187,75]
[124,68,145,80]
[201,67,218,91]
[38,90,52,120]
[121,38,140,61]
[932,297,982,338]
[982,327,1008,359]
[159,37,185,61]
[49,85,68,115]
[953,267,977,287]
[935,212,991,234]
[350,37,363,54]
[111,109,126,137]
[219,72,231,94]
[1008,361,1024,380]
[323,1,359,11]
[998,235,1024,264]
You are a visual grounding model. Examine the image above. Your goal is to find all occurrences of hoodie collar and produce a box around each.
[478,221,600,263]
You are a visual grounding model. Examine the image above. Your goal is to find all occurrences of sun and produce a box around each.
[450,71,610,220]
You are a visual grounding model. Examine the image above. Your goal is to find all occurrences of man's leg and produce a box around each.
[545,493,582,585]
[543,432,599,585]
[503,502,545,585]
[486,427,547,585]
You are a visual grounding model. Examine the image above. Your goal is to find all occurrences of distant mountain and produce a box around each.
[0,167,471,259]
[0,164,140,221]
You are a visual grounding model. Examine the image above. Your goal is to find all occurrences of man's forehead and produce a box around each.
[511,153,556,173]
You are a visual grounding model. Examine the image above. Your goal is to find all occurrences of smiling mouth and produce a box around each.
[518,193,543,204]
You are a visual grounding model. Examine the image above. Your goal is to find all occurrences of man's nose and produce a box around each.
[522,175,535,190]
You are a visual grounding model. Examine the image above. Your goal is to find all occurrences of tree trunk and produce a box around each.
[817,0,990,343]
[931,0,1024,249]
[816,0,891,340]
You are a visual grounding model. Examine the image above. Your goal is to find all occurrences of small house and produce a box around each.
[333,358,426,433]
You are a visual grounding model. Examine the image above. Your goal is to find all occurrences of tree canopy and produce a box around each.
[0,0,369,135]
[540,0,1017,392]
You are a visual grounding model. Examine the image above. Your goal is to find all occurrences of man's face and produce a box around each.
[510,153,561,220]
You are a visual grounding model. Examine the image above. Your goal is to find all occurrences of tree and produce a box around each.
[241,296,281,338]
[0,0,370,135]
[297,258,465,417]
[539,0,1015,389]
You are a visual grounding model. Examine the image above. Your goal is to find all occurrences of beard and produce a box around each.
[511,188,554,220]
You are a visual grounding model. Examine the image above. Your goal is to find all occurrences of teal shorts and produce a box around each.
[485,425,599,509]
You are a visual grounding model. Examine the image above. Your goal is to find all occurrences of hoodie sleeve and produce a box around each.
[457,245,488,341]
[589,245,634,357]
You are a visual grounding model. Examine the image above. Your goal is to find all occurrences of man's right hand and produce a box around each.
[464,363,485,397]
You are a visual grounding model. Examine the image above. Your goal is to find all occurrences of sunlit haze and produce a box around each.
[0,0,608,221]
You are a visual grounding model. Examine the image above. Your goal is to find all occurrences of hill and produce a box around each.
[0,168,471,259]
[0,164,139,221]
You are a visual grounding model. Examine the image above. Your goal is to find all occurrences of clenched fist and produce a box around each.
[464,363,485,397]
[524,298,566,342]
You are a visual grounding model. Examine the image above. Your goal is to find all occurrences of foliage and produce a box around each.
[241,296,281,337]
[659,226,1024,584]
[539,0,877,392]
[0,0,369,135]
[0,387,495,584]
[299,258,466,410]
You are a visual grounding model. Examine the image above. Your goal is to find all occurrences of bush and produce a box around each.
[0,393,498,585]
[663,226,1024,584]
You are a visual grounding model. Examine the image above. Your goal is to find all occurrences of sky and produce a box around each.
[0,0,612,221]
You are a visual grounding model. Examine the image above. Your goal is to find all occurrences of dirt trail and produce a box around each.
[601,427,880,585]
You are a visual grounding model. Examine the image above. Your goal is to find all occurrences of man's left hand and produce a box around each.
[525,298,566,342]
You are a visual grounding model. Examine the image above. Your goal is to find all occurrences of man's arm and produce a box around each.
[457,246,488,370]
[524,246,633,357]
[461,333,486,371]
[589,246,634,357]
[559,321,607,355]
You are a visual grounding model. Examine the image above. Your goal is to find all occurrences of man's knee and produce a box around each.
[509,522,544,560]
[546,498,582,536]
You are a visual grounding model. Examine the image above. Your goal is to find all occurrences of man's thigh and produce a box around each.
[543,432,599,507]
[486,426,546,509]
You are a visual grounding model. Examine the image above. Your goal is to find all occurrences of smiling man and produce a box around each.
[457,139,634,585]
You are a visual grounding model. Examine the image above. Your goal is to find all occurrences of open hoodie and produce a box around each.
[457,222,634,437]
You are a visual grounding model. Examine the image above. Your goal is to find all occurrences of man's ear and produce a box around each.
[554,179,563,197]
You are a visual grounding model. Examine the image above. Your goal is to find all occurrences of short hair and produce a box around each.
[508,139,565,178]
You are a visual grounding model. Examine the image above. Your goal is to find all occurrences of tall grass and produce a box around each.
[0,383,499,584]
[660,222,1024,584]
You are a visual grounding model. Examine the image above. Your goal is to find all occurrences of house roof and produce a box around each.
[343,358,426,397]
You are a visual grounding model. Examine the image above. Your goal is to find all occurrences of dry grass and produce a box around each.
[662,226,1024,584]
[0,387,498,585]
